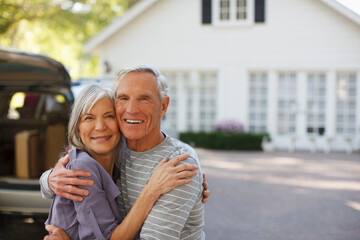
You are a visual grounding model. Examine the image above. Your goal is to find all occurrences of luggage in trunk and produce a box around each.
[15,130,42,179]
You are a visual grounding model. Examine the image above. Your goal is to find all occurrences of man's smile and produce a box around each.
[125,119,144,124]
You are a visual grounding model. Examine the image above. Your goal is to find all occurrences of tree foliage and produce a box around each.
[0,0,140,78]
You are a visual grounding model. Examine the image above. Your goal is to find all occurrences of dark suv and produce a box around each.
[0,48,74,217]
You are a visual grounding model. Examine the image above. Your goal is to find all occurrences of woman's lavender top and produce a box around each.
[45,148,122,240]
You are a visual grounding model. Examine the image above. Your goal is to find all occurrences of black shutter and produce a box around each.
[254,0,265,23]
[202,0,212,24]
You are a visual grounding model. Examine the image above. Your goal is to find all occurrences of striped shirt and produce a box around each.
[115,135,205,240]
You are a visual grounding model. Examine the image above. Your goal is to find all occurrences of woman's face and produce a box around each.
[78,97,120,160]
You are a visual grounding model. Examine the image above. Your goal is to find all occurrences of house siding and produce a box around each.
[96,0,360,152]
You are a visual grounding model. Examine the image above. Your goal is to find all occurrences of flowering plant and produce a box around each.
[215,119,244,133]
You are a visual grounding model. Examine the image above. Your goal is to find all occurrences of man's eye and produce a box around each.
[117,97,128,101]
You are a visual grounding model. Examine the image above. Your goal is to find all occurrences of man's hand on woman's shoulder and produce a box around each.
[49,154,94,201]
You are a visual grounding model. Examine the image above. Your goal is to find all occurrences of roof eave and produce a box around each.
[320,0,360,26]
[84,0,360,54]
[83,0,159,53]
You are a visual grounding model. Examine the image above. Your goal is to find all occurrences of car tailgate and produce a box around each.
[0,178,51,216]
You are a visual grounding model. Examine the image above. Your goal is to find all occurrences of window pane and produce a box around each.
[163,72,178,130]
[220,0,230,20]
[248,72,268,133]
[200,72,218,132]
[277,73,297,135]
[336,73,357,135]
[236,0,246,19]
[217,0,248,22]
[306,73,327,135]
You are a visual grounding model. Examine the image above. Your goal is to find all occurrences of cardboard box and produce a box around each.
[15,130,42,178]
[44,124,66,170]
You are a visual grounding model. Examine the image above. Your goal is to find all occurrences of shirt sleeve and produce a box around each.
[39,169,55,199]
[139,156,203,240]
[70,158,121,240]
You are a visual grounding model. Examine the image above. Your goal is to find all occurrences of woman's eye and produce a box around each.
[105,114,115,118]
[84,116,93,120]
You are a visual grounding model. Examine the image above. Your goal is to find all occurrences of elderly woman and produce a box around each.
[45,84,198,240]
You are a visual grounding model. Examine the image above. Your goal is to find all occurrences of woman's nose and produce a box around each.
[95,118,106,130]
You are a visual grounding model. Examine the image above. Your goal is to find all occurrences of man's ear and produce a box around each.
[160,96,170,117]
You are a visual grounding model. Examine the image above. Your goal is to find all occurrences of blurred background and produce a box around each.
[1,0,359,152]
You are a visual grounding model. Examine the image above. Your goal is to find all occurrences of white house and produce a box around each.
[84,0,360,153]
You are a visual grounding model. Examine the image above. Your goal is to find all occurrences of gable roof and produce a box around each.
[83,0,360,53]
[321,0,360,24]
[83,0,159,53]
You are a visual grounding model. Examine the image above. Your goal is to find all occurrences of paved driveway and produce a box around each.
[198,149,360,240]
[1,150,359,240]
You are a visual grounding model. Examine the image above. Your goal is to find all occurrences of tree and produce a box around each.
[0,0,140,78]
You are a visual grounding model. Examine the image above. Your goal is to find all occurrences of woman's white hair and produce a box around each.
[68,83,115,152]
[113,65,168,101]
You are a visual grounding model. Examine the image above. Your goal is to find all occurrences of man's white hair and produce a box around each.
[113,65,168,101]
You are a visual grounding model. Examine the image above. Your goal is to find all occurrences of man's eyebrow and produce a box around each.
[138,94,151,99]
[116,93,127,98]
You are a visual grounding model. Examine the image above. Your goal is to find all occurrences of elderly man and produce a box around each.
[41,66,207,239]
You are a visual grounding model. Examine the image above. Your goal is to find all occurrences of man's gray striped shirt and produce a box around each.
[115,135,205,240]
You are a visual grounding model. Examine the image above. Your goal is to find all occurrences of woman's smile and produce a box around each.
[91,135,112,142]
[78,97,120,160]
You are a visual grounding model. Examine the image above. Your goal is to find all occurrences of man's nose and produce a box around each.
[126,100,139,114]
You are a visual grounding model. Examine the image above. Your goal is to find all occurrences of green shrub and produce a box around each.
[179,131,268,151]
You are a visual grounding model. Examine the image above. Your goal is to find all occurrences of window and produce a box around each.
[213,0,253,25]
[306,73,326,136]
[248,72,267,133]
[277,73,297,135]
[184,76,194,131]
[163,72,197,133]
[162,71,217,133]
[236,0,247,19]
[199,72,217,131]
[163,73,178,130]
[336,73,357,135]
[6,92,68,120]
[219,0,230,20]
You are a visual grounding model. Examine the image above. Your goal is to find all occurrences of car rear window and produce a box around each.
[2,92,69,121]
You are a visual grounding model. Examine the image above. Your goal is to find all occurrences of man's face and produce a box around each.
[115,71,169,150]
